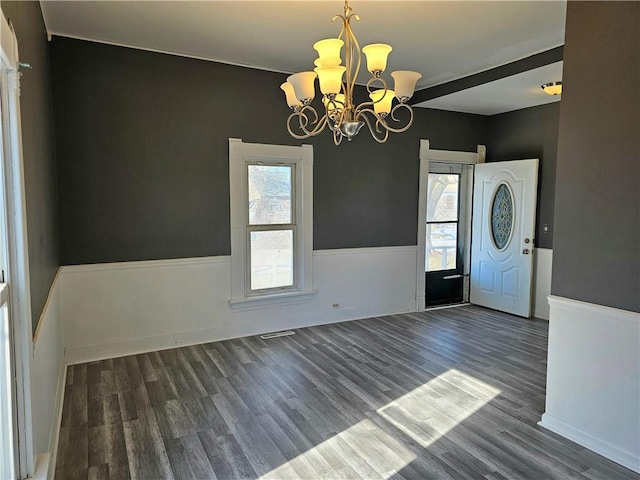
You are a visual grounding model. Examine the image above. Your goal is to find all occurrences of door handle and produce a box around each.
[522,249,530,254]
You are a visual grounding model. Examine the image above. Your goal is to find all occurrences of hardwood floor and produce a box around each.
[55,306,638,479]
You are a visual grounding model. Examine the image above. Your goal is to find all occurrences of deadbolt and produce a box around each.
[524,238,531,244]
[522,249,530,254]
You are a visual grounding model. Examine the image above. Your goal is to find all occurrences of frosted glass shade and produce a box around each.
[369,89,395,115]
[314,57,342,67]
[362,43,393,74]
[287,71,317,102]
[313,39,344,65]
[280,82,302,108]
[314,66,346,95]
[323,93,346,111]
[391,70,422,101]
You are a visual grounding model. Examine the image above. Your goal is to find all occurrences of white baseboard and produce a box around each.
[30,268,66,479]
[46,364,67,480]
[61,247,418,364]
[543,295,640,473]
[539,413,639,473]
[64,302,411,365]
[28,453,50,480]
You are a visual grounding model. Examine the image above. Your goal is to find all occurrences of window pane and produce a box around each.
[248,165,293,225]
[427,174,459,222]
[426,223,457,271]
[490,183,514,250]
[250,230,294,290]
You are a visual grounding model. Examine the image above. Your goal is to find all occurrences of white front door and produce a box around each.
[470,159,538,317]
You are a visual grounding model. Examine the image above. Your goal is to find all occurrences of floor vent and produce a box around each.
[260,330,295,340]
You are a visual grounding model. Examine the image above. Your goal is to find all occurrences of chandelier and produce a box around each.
[280,0,422,145]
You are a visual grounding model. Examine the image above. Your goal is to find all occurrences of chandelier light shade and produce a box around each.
[362,43,393,75]
[369,89,395,116]
[287,71,318,103]
[392,71,423,102]
[541,81,562,95]
[313,38,344,62]
[281,0,422,145]
[315,65,347,95]
[280,82,302,109]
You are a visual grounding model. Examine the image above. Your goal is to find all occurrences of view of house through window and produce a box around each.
[247,164,295,291]
[426,173,460,271]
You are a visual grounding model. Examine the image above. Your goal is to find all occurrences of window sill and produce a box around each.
[229,289,317,310]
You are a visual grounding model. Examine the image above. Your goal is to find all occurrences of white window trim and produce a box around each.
[229,138,315,308]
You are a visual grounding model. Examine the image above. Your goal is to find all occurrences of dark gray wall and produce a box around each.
[552,1,639,312]
[1,1,60,333]
[50,37,487,265]
[487,102,560,249]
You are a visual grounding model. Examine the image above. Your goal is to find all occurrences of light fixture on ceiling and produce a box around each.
[541,81,562,96]
[280,0,422,145]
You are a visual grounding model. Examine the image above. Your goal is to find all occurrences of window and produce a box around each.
[426,172,461,272]
[248,164,294,291]
[229,139,314,307]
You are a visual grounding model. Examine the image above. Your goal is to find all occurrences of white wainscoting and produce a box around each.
[60,247,418,365]
[533,248,553,320]
[30,269,65,480]
[540,296,640,473]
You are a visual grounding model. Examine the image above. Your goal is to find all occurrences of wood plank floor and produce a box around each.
[55,306,638,479]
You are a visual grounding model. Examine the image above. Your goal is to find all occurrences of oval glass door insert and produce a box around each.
[490,183,514,250]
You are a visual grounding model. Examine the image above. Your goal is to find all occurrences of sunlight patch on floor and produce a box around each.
[260,418,416,479]
[377,368,502,448]
[261,369,501,479]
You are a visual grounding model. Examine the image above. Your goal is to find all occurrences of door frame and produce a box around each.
[1,10,35,478]
[416,139,485,311]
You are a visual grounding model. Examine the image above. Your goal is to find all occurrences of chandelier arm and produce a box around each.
[335,106,347,130]
[286,108,329,139]
[326,103,347,133]
[357,104,415,134]
[354,101,375,117]
[333,16,346,41]
[349,22,361,112]
[384,103,415,133]
[300,114,329,137]
[365,76,388,96]
[286,112,314,140]
[299,105,318,126]
[333,128,343,145]
[326,97,345,116]
[353,78,389,117]
[356,109,389,144]
[297,105,327,137]
[339,5,361,116]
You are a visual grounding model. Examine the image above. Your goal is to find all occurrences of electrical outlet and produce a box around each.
[332,303,340,309]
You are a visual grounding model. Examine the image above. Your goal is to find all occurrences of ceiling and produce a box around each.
[39,1,567,115]
[416,61,564,115]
